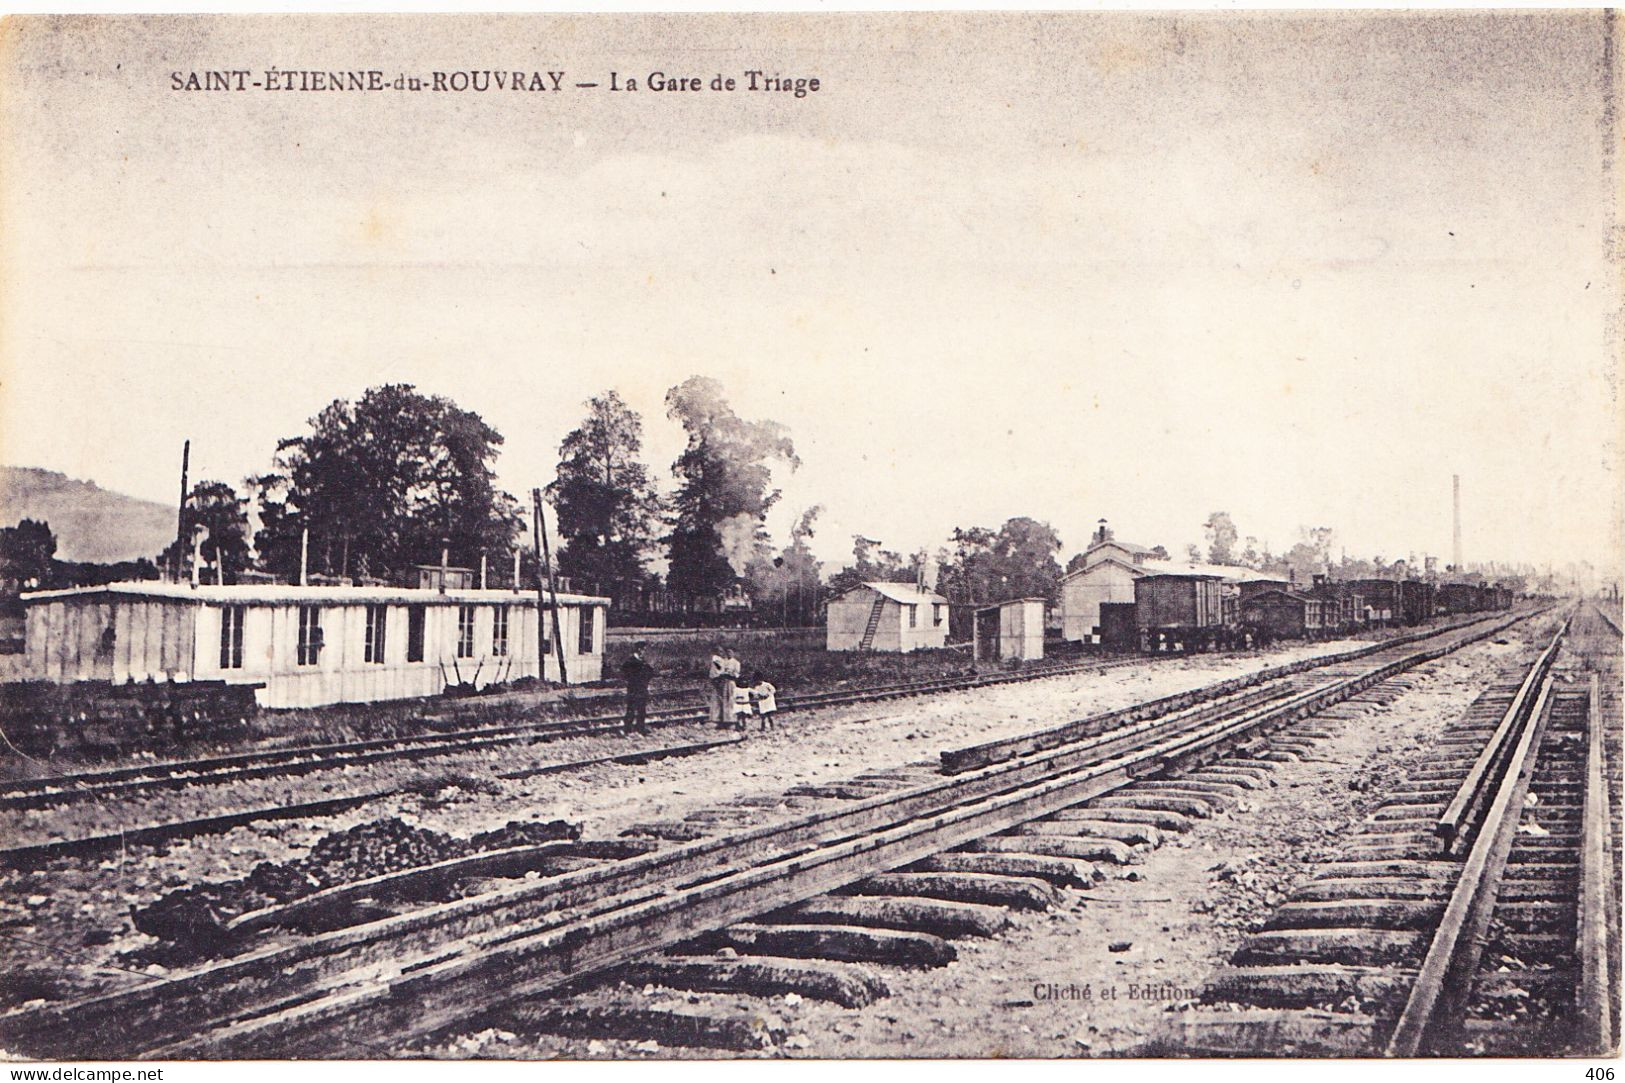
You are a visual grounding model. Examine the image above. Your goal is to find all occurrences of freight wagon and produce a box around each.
[1239,588,1329,640]
[1134,573,1229,651]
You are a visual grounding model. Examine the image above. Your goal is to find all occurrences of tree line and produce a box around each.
[2,382,1540,613]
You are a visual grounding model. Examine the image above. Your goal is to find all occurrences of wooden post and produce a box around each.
[439,542,449,595]
[480,551,488,591]
[172,439,190,583]
[533,488,568,685]
[299,528,309,586]
[539,494,559,676]
[512,549,521,594]
[190,529,203,589]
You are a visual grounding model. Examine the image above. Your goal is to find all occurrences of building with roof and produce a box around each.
[1058,519,1288,643]
[973,598,1046,662]
[826,581,949,652]
[14,580,609,709]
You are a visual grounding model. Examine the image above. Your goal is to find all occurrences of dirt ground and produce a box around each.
[431,624,1543,1060]
[0,622,1531,1043]
[783,633,1540,1059]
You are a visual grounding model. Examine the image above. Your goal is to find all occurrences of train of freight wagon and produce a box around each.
[1060,539,1515,654]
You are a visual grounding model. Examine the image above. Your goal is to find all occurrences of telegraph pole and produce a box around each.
[533,489,569,684]
[171,439,190,582]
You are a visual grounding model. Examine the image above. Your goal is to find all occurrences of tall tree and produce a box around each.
[547,391,664,595]
[159,480,252,582]
[1204,511,1240,565]
[746,506,825,625]
[992,517,1065,600]
[935,526,996,604]
[664,376,798,597]
[936,517,1064,604]
[256,385,521,581]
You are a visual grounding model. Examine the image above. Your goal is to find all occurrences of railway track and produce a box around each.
[0,616,1521,868]
[0,608,1535,1058]
[0,654,1158,812]
[0,616,1507,813]
[1162,602,1620,1057]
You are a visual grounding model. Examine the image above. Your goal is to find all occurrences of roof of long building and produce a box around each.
[21,580,611,607]
[835,581,949,606]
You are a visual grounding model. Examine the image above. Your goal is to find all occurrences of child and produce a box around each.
[749,672,778,732]
[731,681,753,732]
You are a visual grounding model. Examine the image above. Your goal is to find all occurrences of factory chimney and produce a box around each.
[1452,474,1463,571]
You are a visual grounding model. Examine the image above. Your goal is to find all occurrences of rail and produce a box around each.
[1433,619,1567,852]
[1593,601,1622,638]
[1387,621,1566,1055]
[0,655,1139,810]
[1577,671,1616,1055]
[947,610,1537,773]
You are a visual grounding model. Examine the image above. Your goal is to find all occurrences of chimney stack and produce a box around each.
[1452,474,1463,570]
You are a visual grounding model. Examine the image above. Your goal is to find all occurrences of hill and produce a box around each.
[0,467,177,563]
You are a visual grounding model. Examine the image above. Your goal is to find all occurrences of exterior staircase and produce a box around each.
[858,593,886,650]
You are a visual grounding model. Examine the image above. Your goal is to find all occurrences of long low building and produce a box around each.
[15,581,609,709]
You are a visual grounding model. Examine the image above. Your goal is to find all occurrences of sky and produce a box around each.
[0,12,1618,575]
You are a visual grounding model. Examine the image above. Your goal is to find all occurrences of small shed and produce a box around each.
[973,598,1046,662]
[15,581,609,709]
[826,582,948,653]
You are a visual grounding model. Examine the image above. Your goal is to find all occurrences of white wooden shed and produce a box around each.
[15,581,609,709]
[974,598,1046,662]
[825,582,949,653]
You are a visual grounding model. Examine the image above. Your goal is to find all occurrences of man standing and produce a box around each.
[621,642,656,735]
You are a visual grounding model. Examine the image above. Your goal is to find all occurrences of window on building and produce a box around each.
[406,604,426,663]
[577,606,595,655]
[364,604,387,664]
[296,605,323,666]
[932,603,943,627]
[907,603,918,629]
[219,605,245,670]
[457,604,476,658]
[492,606,509,657]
